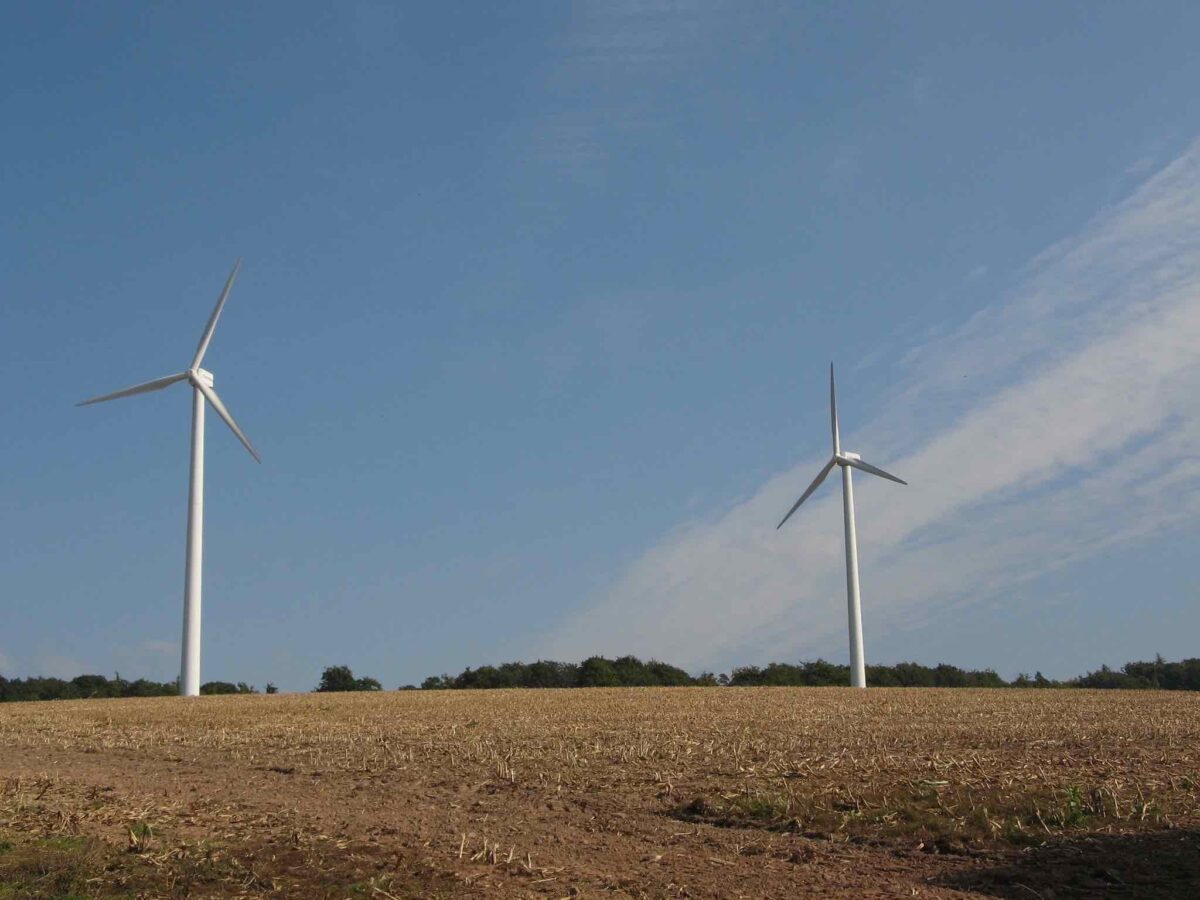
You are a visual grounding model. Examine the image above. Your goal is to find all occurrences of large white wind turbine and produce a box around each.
[78,261,260,697]
[776,364,905,688]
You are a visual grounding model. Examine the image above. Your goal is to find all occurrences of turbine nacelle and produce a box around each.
[777,447,906,531]
[188,368,214,389]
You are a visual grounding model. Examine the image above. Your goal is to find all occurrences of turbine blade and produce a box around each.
[844,456,907,485]
[777,457,836,529]
[76,372,188,407]
[191,260,242,369]
[193,379,260,463]
[830,362,840,454]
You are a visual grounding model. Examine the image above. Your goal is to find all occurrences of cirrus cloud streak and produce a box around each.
[543,141,1200,671]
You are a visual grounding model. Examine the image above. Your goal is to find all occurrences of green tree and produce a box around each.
[71,674,113,698]
[201,681,240,695]
[646,660,695,686]
[315,666,382,692]
[577,656,621,687]
[200,681,256,695]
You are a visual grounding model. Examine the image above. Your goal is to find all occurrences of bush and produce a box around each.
[315,666,382,692]
[200,681,256,695]
[577,657,621,687]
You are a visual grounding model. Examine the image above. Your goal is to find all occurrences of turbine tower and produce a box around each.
[79,261,260,697]
[776,364,905,688]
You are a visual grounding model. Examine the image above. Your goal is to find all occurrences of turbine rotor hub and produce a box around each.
[188,368,214,388]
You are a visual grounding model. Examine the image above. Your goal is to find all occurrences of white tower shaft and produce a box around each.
[181,373,211,697]
[840,463,866,688]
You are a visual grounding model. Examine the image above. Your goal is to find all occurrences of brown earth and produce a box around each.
[1,687,1198,898]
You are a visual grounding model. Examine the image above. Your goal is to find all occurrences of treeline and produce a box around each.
[0,674,274,702]
[726,660,1006,687]
[416,657,1007,689]
[3,656,1199,702]
[1071,657,1200,690]
[419,656,703,690]
[419,655,1200,691]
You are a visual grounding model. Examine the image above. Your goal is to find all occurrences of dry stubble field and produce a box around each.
[1,687,1198,898]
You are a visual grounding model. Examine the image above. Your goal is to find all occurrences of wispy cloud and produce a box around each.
[1125,155,1157,177]
[533,1,754,179]
[562,0,717,68]
[542,141,1200,670]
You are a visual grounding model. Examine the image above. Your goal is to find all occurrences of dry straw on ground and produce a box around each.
[2,688,1198,897]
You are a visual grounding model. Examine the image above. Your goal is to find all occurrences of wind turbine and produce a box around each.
[776,364,905,688]
[78,261,260,697]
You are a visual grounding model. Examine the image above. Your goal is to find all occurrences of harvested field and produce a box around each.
[1,687,1198,898]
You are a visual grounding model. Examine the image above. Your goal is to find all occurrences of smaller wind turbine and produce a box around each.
[78,262,259,697]
[776,364,906,688]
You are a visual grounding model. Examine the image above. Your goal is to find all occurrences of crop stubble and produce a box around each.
[1,688,1198,897]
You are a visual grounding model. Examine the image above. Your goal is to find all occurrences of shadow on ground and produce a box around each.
[941,828,1199,899]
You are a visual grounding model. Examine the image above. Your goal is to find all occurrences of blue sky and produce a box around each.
[3,3,1199,689]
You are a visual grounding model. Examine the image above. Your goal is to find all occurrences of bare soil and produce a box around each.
[1,688,1198,898]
